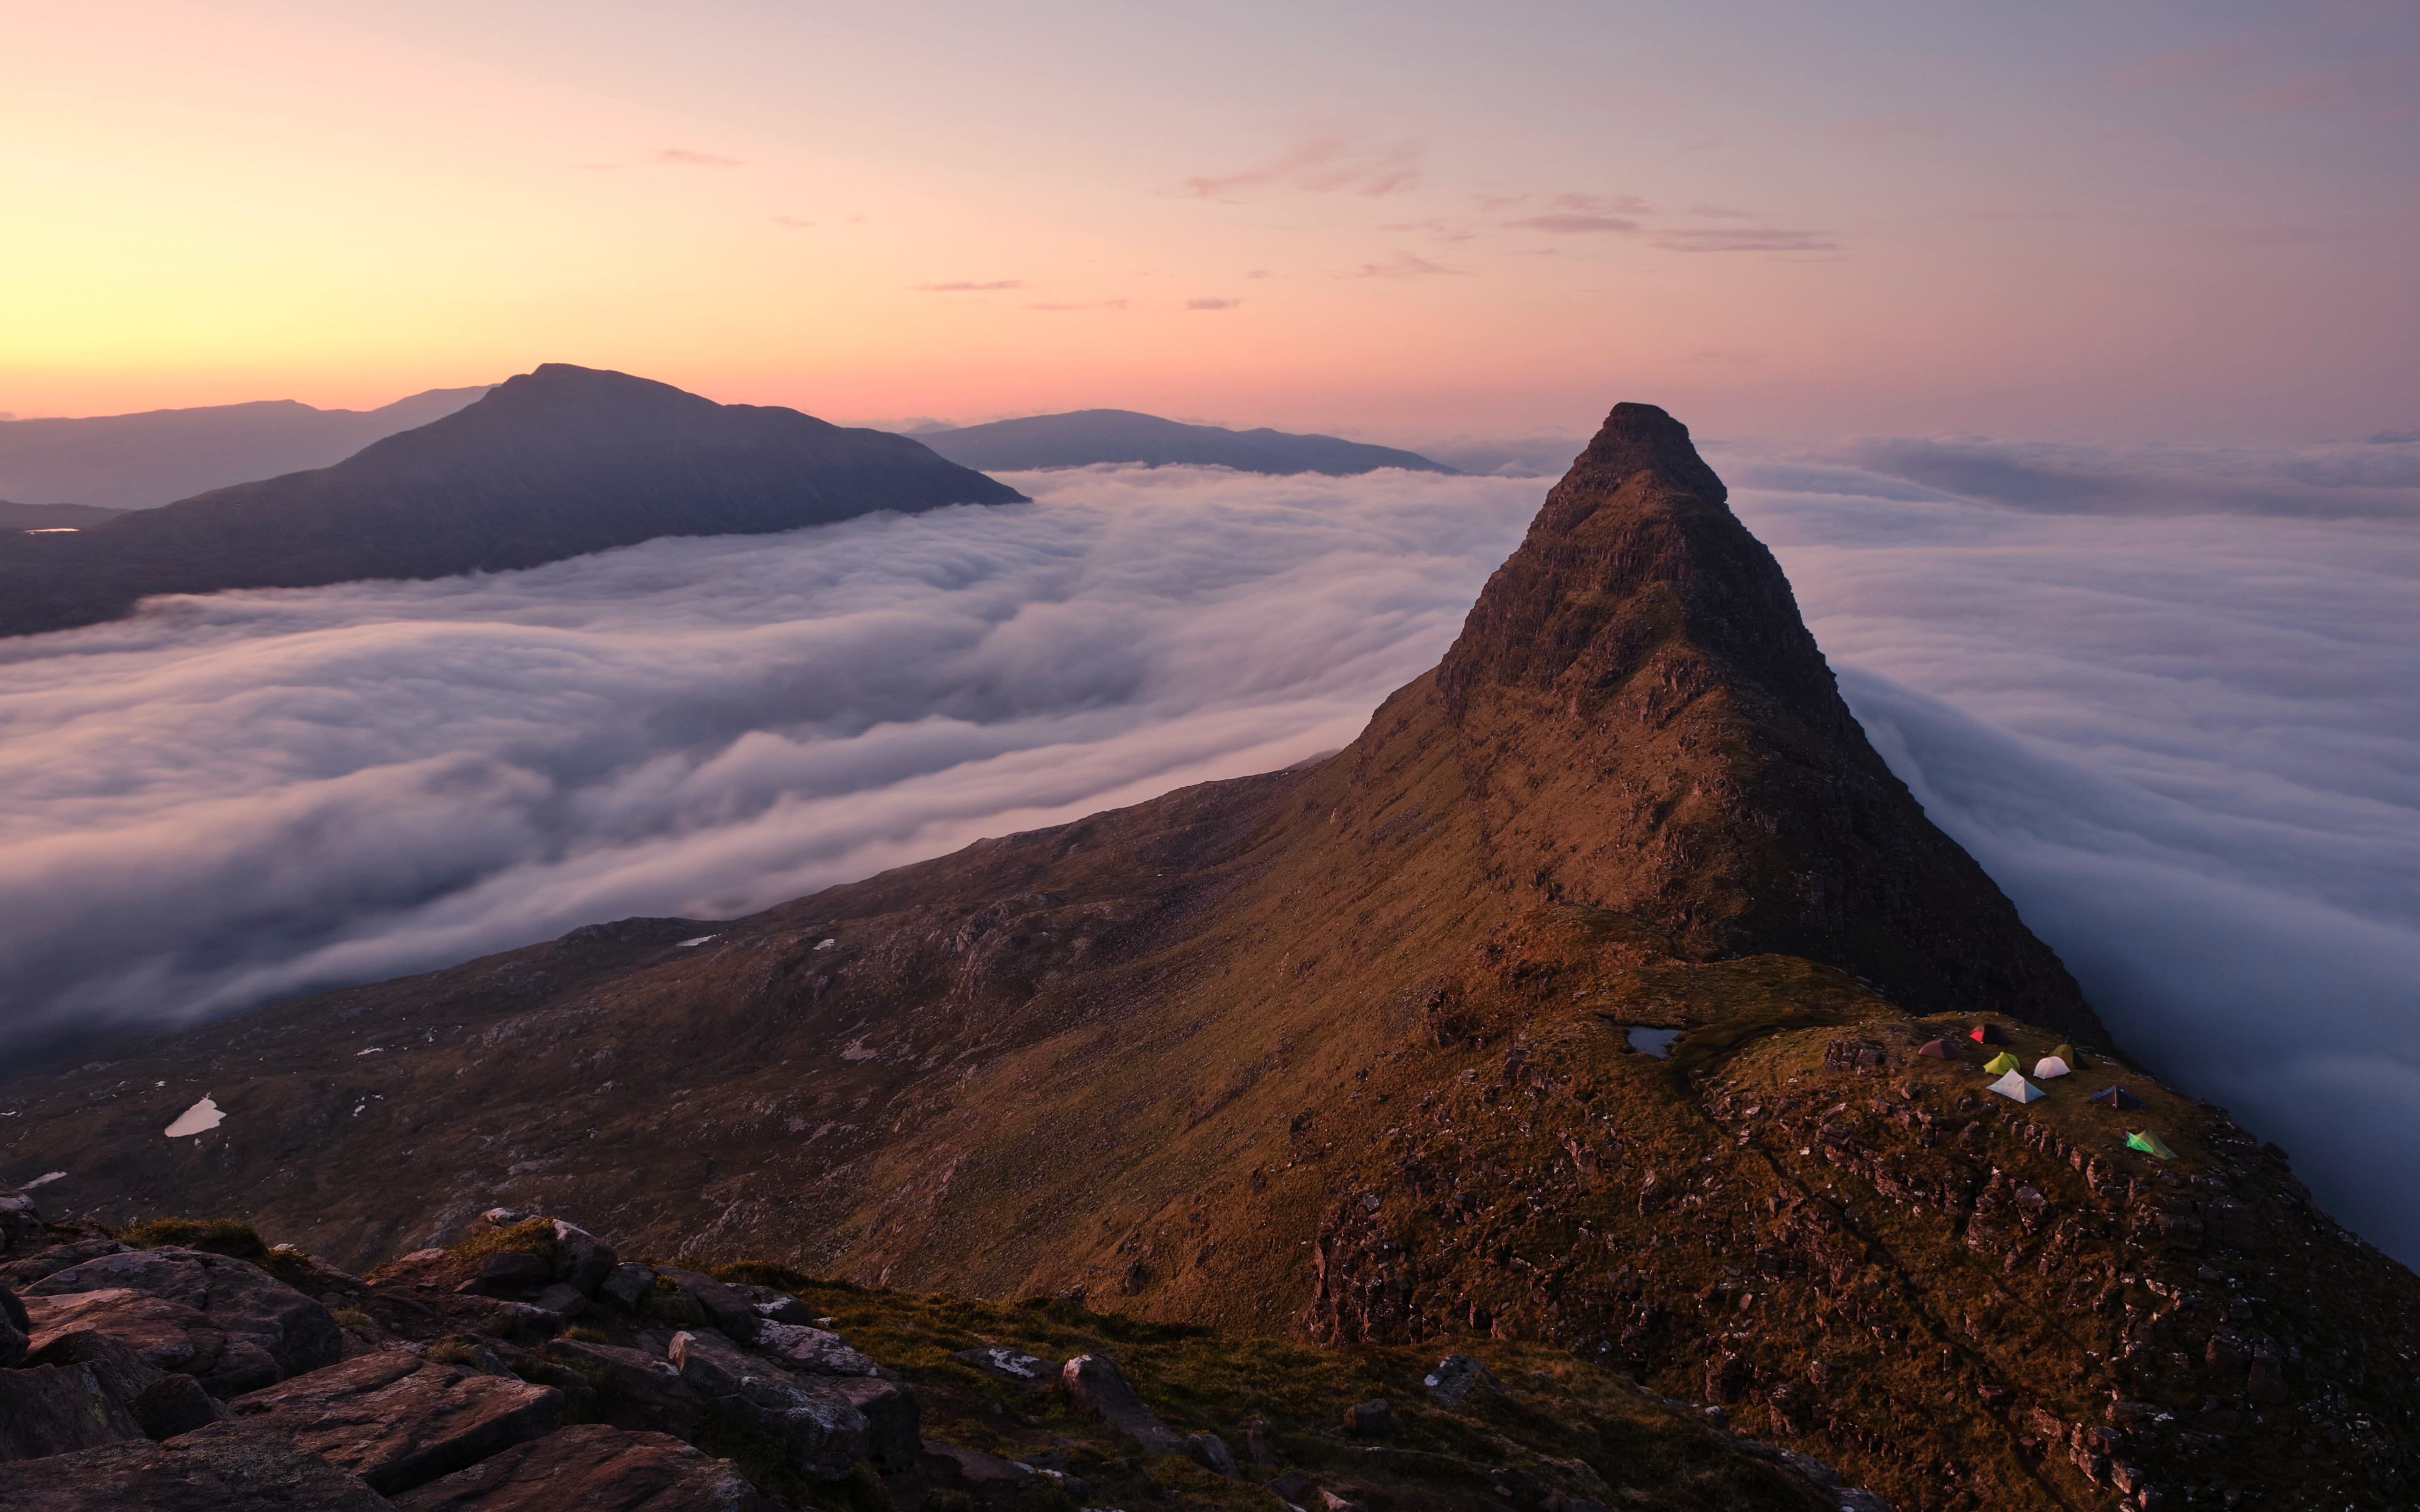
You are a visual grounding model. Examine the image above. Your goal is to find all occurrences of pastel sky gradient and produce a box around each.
[6,0,2416,440]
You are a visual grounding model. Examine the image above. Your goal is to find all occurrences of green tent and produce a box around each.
[2051,1042,2086,1069]
[1984,1051,2020,1074]
[2126,1130,2177,1160]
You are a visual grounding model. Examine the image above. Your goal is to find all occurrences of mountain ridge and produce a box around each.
[912,408,1457,476]
[0,387,493,510]
[0,365,1025,638]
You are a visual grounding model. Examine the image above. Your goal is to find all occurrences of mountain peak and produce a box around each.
[1414,402,2098,1031]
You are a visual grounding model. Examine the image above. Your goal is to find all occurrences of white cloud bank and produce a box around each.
[0,467,1541,1058]
[1,442,2414,1261]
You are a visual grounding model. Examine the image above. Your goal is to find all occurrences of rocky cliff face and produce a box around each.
[0,364,1025,638]
[3,403,2403,1510]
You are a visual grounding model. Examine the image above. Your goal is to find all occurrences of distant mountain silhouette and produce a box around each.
[0,365,1027,638]
[913,408,1456,475]
[0,500,124,531]
[0,387,492,510]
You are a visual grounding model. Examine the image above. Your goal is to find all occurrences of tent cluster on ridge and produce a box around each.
[1939,1022,2175,1159]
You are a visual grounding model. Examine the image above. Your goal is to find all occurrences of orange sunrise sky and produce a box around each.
[6,0,2415,444]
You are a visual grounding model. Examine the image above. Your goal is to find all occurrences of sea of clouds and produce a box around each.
[1,438,2415,1259]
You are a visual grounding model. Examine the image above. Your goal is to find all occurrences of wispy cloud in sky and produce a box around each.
[653,147,742,166]
[1182,132,1422,200]
[1346,252,1465,280]
[1184,297,1240,311]
[916,280,1027,292]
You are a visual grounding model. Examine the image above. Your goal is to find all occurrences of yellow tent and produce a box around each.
[2052,1042,2086,1069]
[1984,1051,2020,1074]
[2126,1130,2177,1160]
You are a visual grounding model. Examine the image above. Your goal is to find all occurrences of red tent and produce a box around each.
[1918,1038,1957,1060]
[1969,1024,2008,1045]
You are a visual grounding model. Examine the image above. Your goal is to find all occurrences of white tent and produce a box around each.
[2034,1055,2073,1080]
[1988,1069,2046,1103]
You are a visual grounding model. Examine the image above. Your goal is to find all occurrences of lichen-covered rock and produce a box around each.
[0,1360,147,1462]
[669,1328,872,1481]
[751,1320,878,1377]
[1422,1354,1499,1409]
[25,1249,340,1388]
[391,1423,774,1511]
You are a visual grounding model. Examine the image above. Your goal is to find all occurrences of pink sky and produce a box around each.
[6,0,2414,443]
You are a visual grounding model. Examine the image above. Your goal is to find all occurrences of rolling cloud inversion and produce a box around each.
[1,442,2414,1259]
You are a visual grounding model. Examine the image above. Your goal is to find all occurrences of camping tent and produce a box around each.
[1970,1024,2008,1045]
[2126,1130,2177,1160]
[2051,1043,2085,1069]
[2089,1085,2145,1111]
[1919,1038,1957,1060]
[1988,1070,2046,1103]
[2034,1055,2073,1079]
[1984,1051,2020,1074]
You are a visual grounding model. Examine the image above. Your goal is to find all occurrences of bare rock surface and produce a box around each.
[215,1352,563,1494]
[0,1419,393,1510]
[390,1423,775,1512]
[23,1248,340,1388]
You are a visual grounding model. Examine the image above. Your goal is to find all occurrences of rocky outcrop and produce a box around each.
[216,1353,564,1495]
[23,1249,341,1392]
[390,1423,776,1511]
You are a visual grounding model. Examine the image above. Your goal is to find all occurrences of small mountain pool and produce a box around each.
[1627,1026,1683,1059]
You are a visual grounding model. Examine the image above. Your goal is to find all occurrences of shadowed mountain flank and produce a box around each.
[0,365,1025,638]
[913,408,1456,476]
[13,404,2392,1511]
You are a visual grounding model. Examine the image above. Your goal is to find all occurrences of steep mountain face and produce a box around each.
[913,408,1456,475]
[0,387,492,510]
[6,404,2406,1510]
[0,365,1025,638]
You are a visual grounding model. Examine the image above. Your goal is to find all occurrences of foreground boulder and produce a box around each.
[216,1352,562,1494]
[1063,1352,1184,1453]
[23,1287,276,1399]
[23,1248,340,1390]
[0,1359,147,1461]
[391,1423,774,1511]
[0,1418,391,1510]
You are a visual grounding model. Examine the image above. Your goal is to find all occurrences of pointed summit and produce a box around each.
[1389,402,2099,1036]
